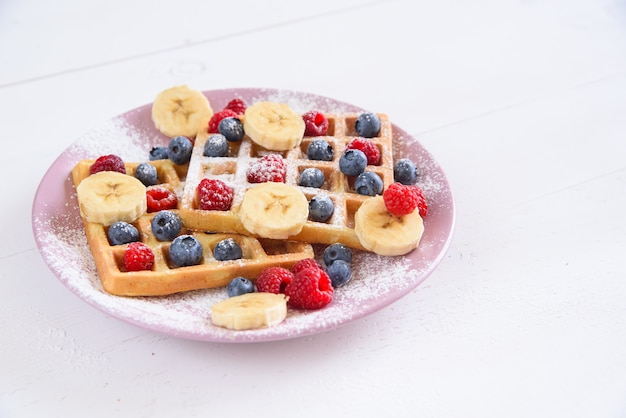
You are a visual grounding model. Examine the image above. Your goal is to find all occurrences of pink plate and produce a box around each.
[31,88,455,343]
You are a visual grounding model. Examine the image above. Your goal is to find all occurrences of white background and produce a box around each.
[2,0,626,417]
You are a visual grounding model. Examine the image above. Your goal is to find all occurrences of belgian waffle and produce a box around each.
[179,113,394,251]
[71,159,314,296]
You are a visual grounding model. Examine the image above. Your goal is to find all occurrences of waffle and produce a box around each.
[71,159,314,297]
[179,113,394,251]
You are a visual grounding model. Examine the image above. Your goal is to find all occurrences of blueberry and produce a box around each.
[218,117,244,142]
[354,171,383,196]
[298,168,325,188]
[107,221,139,245]
[226,277,256,297]
[213,238,243,261]
[394,158,419,185]
[134,162,158,186]
[307,139,334,161]
[151,210,182,241]
[149,146,169,161]
[309,194,334,222]
[169,235,203,267]
[354,112,381,138]
[323,243,352,267]
[339,149,367,176]
[326,259,352,288]
[203,134,229,157]
[168,136,193,165]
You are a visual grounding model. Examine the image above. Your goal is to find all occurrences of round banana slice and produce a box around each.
[239,182,308,239]
[151,85,213,138]
[243,101,305,151]
[76,171,147,226]
[354,196,424,256]
[211,292,288,330]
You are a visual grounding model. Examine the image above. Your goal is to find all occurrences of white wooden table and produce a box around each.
[2,0,626,416]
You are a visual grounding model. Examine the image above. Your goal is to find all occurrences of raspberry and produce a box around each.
[414,186,428,218]
[123,242,154,272]
[146,186,178,212]
[291,258,322,275]
[90,154,126,174]
[346,137,380,165]
[197,178,234,211]
[285,267,333,310]
[383,182,428,217]
[302,110,329,136]
[208,109,239,133]
[246,154,286,183]
[223,98,247,115]
[256,267,294,294]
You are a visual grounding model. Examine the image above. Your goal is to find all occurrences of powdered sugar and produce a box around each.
[32,88,454,342]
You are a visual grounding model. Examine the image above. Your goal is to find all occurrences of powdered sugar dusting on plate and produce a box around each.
[32,88,454,343]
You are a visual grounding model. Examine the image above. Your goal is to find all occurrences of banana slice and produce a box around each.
[151,85,213,138]
[243,101,305,151]
[76,171,147,226]
[354,196,424,256]
[211,292,288,330]
[239,182,308,239]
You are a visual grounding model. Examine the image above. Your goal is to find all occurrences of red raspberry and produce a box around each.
[90,154,126,174]
[285,267,334,310]
[197,178,234,211]
[208,109,239,133]
[346,137,380,165]
[123,242,154,272]
[383,182,428,218]
[223,98,247,115]
[302,110,329,136]
[414,186,428,218]
[246,154,286,183]
[256,267,294,294]
[146,186,178,212]
[291,258,323,275]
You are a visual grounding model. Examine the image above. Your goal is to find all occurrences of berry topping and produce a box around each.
[107,221,140,246]
[134,162,158,186]
[218,117,245,142]
[285,267,334,310]
[354,112,381,138]
[168,136,193,165]
[302,110,329,136]
[298,167,325,188]
[246,154,286,183]
[213,238,243,261]
[124,242,154,272]
[339,149,367,176]
[323,243,352,267]
[223,98,247,115]
[354,171,383,196]
[309,194,334,222]
[90,154,126,175]
[326,259,352,288]
[226,277,256,297]
[306,139,334,161]
[197,178,234,211]
[393,158,419,185]
[346,137,380,165]
[146,186,178,212]
[149,146,169,161]
[203,134,229,157]
[383,182,428,217]
[291,258,323,275]
[169,235,203,267]
[208,109,239,133]
[151,210,182,241]
[256,267,294,294]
